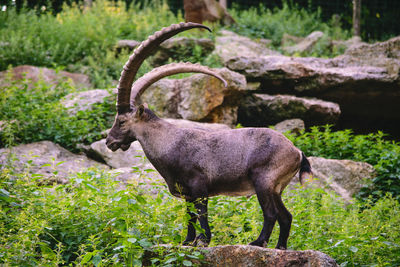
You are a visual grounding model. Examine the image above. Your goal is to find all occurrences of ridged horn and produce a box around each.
[117,22,211,113]
[130,62,228,106]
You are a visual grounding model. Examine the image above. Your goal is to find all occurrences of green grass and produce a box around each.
[0,164,399,266]
[229,2,350,57]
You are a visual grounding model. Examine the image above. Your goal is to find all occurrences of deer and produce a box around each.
[105,22,312,249]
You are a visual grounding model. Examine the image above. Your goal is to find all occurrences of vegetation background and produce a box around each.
[1,0,400,266]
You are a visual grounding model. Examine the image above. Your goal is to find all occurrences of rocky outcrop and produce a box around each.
[0,141,107,183]
[306,157,376,201]
[0,65,92,89]
[238,94,340,127]
[141,67,247,125]
[143,245,338,267]
[61,89,111,114]
[283,31,325,54]
[224,35,400,135]
[273,119,305,135]
[215,30,279,64]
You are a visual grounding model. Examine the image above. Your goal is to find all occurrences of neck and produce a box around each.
[135,118,177,160]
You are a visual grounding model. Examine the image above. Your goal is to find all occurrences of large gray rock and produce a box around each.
[306,157,376,201]
[141,67,247,126]
[273,119,305,135]
[61,89,110,114]
[143,245,338,267]
[0,65,92,89]
[215,30,280,64]
[238,94,340,127]
[224,34,400,135]
[283,31,325,54]
[0,141,108,183]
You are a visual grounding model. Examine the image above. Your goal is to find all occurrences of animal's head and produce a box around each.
[106,23,227,152]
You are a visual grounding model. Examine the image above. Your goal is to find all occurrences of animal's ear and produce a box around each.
[135,104,145,118]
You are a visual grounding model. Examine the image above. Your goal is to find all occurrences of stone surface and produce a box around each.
[141,67,247,126]
[225,35,400,135]
[151,37,215,66]
[0,141,107,183]
[116,39,141,51]
[306,157,376,201]
[283,31,324,54]
[164,118,231,131]
[274,119,305,134]
[215,30,280,64]
[61,89,110,114]
[0,65,92,89]
[184,0,235,25]
[238,94,340,127]
[143,245,338,267]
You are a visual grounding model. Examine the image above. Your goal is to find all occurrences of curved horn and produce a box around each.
[130,62,228,106]
[117,22,211,113]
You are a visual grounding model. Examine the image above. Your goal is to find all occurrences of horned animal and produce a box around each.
[106,22,312,249]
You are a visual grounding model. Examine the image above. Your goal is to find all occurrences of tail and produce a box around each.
[299,152,312,185]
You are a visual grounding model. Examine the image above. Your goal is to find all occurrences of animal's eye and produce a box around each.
[119,120,125,127]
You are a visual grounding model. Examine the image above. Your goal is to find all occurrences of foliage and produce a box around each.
[229,2,350,57]
[1,164,399,266]
[0,73,115,151]
[286,126,400,201]
[0,0,218,87]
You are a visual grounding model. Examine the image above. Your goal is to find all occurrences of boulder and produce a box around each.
[224,35,400,136]
[141,67,247,126]
[306,157,376,201]
[116,39,141,51]
[184,0,235,25]
[143,245,338,267]
[151,37,215,66]
[215,30,279,64]
[273,119,305,135]
[238,94,340,127]
[0,65,92,89]
[283,31,325,54]
[164,118,231,131]
[61,89,110,114]
[0,141,108,184]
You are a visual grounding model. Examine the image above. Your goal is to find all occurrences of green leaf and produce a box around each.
[81,252,93,264]
[182,260,193,266]
[127,238,137,244]
[92,254,102,267]
[349,246,358,253]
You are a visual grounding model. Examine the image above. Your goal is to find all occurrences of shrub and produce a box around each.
[0,165,399,266]
[0,73,115,151]
[229,2,350,57]
[286,126,400,202]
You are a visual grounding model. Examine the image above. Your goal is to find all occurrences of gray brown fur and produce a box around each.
[106,23,312,249]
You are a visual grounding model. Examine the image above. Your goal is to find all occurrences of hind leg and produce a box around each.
[249,174,278,247]
[273,193,292,249]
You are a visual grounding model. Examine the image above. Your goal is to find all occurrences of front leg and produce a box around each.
[183,201,197,245]
[193,197,211,247]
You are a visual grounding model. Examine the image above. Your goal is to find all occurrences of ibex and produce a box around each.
[106,22,312,249]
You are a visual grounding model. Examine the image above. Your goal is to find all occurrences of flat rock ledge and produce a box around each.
[143,245,338,267]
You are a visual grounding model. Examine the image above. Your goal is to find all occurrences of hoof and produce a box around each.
[193,234,210,247]
[275,245,287,250]
[249,240,266,247]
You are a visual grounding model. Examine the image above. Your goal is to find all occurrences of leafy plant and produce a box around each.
[0,72,115,151]
[286,125,400,201]
[1,163,399,266]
